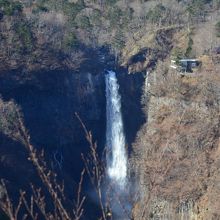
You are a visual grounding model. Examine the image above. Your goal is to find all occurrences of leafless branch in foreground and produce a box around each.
[75,112,108,220]
[0,108,85,220]
[76,112,132,220]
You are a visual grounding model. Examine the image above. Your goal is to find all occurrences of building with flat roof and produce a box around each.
[171,59,201,73]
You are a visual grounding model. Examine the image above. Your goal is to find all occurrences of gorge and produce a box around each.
[1,0,220,220]
[0,61,145,219]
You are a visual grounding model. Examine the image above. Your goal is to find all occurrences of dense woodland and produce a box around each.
[0,0,220,64]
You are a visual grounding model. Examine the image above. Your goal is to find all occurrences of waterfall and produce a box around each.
[145,71,150,89]
[105,70,127,188]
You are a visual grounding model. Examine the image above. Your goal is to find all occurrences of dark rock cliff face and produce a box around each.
[0,68,106,181]
[118,71,146,148]
[0,61,145,203]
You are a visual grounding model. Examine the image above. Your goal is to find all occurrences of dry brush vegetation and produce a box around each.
[131,61,220,219]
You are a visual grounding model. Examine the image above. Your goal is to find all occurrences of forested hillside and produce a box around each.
[0,0,220,71]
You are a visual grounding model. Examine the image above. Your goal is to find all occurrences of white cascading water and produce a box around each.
[105,70,127,188]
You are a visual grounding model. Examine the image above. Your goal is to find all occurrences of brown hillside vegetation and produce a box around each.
[132,62,220,219]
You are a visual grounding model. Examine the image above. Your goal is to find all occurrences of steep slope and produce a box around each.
[131,62,220,219]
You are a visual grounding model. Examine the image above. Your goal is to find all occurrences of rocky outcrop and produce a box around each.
[121,27,177,73]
